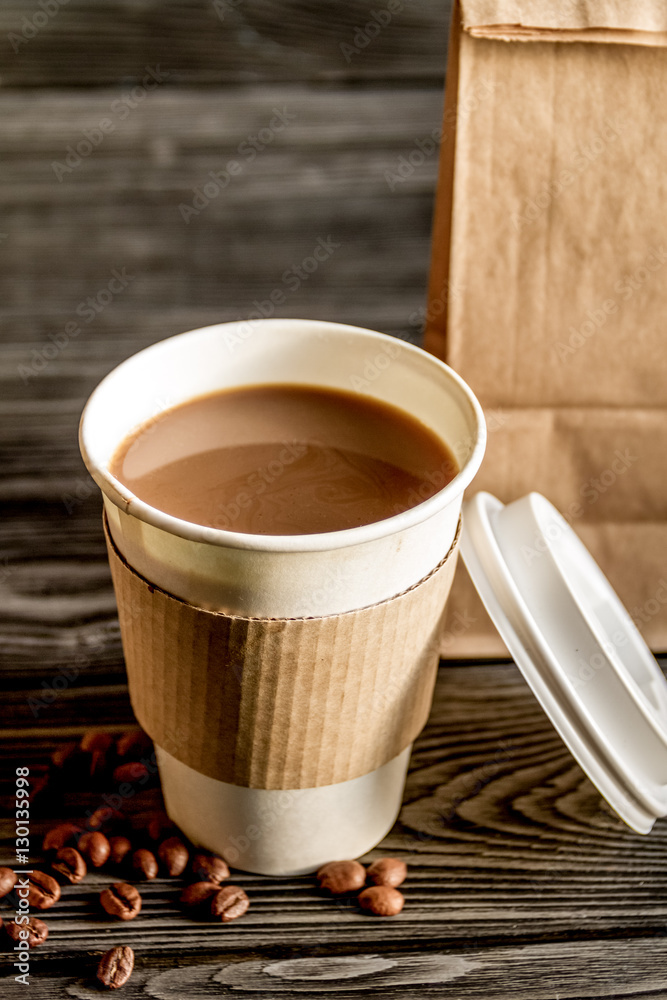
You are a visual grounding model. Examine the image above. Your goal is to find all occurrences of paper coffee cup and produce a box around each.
[80,319,486,875]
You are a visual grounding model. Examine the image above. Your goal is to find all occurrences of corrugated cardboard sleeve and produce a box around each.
[105,515,460,790]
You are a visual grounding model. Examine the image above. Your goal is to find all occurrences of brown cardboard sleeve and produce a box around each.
[427,0,667,657]
[105,516,460,791]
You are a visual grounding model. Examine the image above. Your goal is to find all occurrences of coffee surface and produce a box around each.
[110,384,457,535]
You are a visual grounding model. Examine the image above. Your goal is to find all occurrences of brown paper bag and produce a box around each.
[427,0,667,657]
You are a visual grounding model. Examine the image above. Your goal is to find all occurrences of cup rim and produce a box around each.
[79,319,486,553]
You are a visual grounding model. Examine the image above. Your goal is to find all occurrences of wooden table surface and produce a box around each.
[3,1,667,996]
[3,662,667,999]
[3,659,667,998]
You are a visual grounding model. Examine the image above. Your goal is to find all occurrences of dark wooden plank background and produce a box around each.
[1,0,450,692]
[3,2,667,997]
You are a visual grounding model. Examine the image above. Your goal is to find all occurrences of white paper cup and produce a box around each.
[80,318,485,874]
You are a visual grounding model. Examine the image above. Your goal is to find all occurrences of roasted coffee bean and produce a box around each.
[100,882,142,921]
[80,731,114,777]
[50,741,78,770]
[42,822,82,853]
[0,867,17,899]
[180,881,219,909]
[97,945,135,989]
[6,916,49,947]
[116,730,152,759]
[366,858,407,888]
[113,762,149,785]
[79,831,111,868]
[158,836,189,877]
[191,852,229,884]
[317,860,366,895]
[52,847,87,884]
[358,885,404,916]
[210,885,250,923]
[109,836,133,866]
[80,731,114,754]
[132,848,158,880]
[27,870,60,910]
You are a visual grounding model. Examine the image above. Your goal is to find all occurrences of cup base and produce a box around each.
[157,744,411,876]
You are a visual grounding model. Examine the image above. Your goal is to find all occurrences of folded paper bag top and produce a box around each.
[459,0,667,43]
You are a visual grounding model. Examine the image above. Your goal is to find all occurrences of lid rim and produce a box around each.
[461,491,667,834]
[523,493,667,748]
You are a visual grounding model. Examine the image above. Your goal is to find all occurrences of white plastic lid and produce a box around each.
[460,491,667,833]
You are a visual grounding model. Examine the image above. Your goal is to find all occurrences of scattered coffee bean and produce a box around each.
[27,870,60,910]
[97,945,135,989]
[180,881,219,909]
[113,762,149,785]
[317,860,366,895]
[100,882,142,921]
[0,867,17,899]
[366,857,407,888]
[80,731,113,753]
[79,831,111,868]
[116,730,152,759]
[158,836,189,877]
[132,848,158,880]
[52,847,87,884]
[210,885,250,923]
[43,822,82,853]
[50,741,78,770]
[80,732,114,778]
[5,916,49,947]
[109,836,133,866]
[191,852,229,884]
[358,885,404,916]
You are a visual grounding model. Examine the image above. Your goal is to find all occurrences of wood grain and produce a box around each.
[0,0,451,87]
[0,89,443,313]
[1,664,667,997]
[5,941,667,999]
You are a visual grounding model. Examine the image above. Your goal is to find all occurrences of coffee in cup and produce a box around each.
[109,383,459,535]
